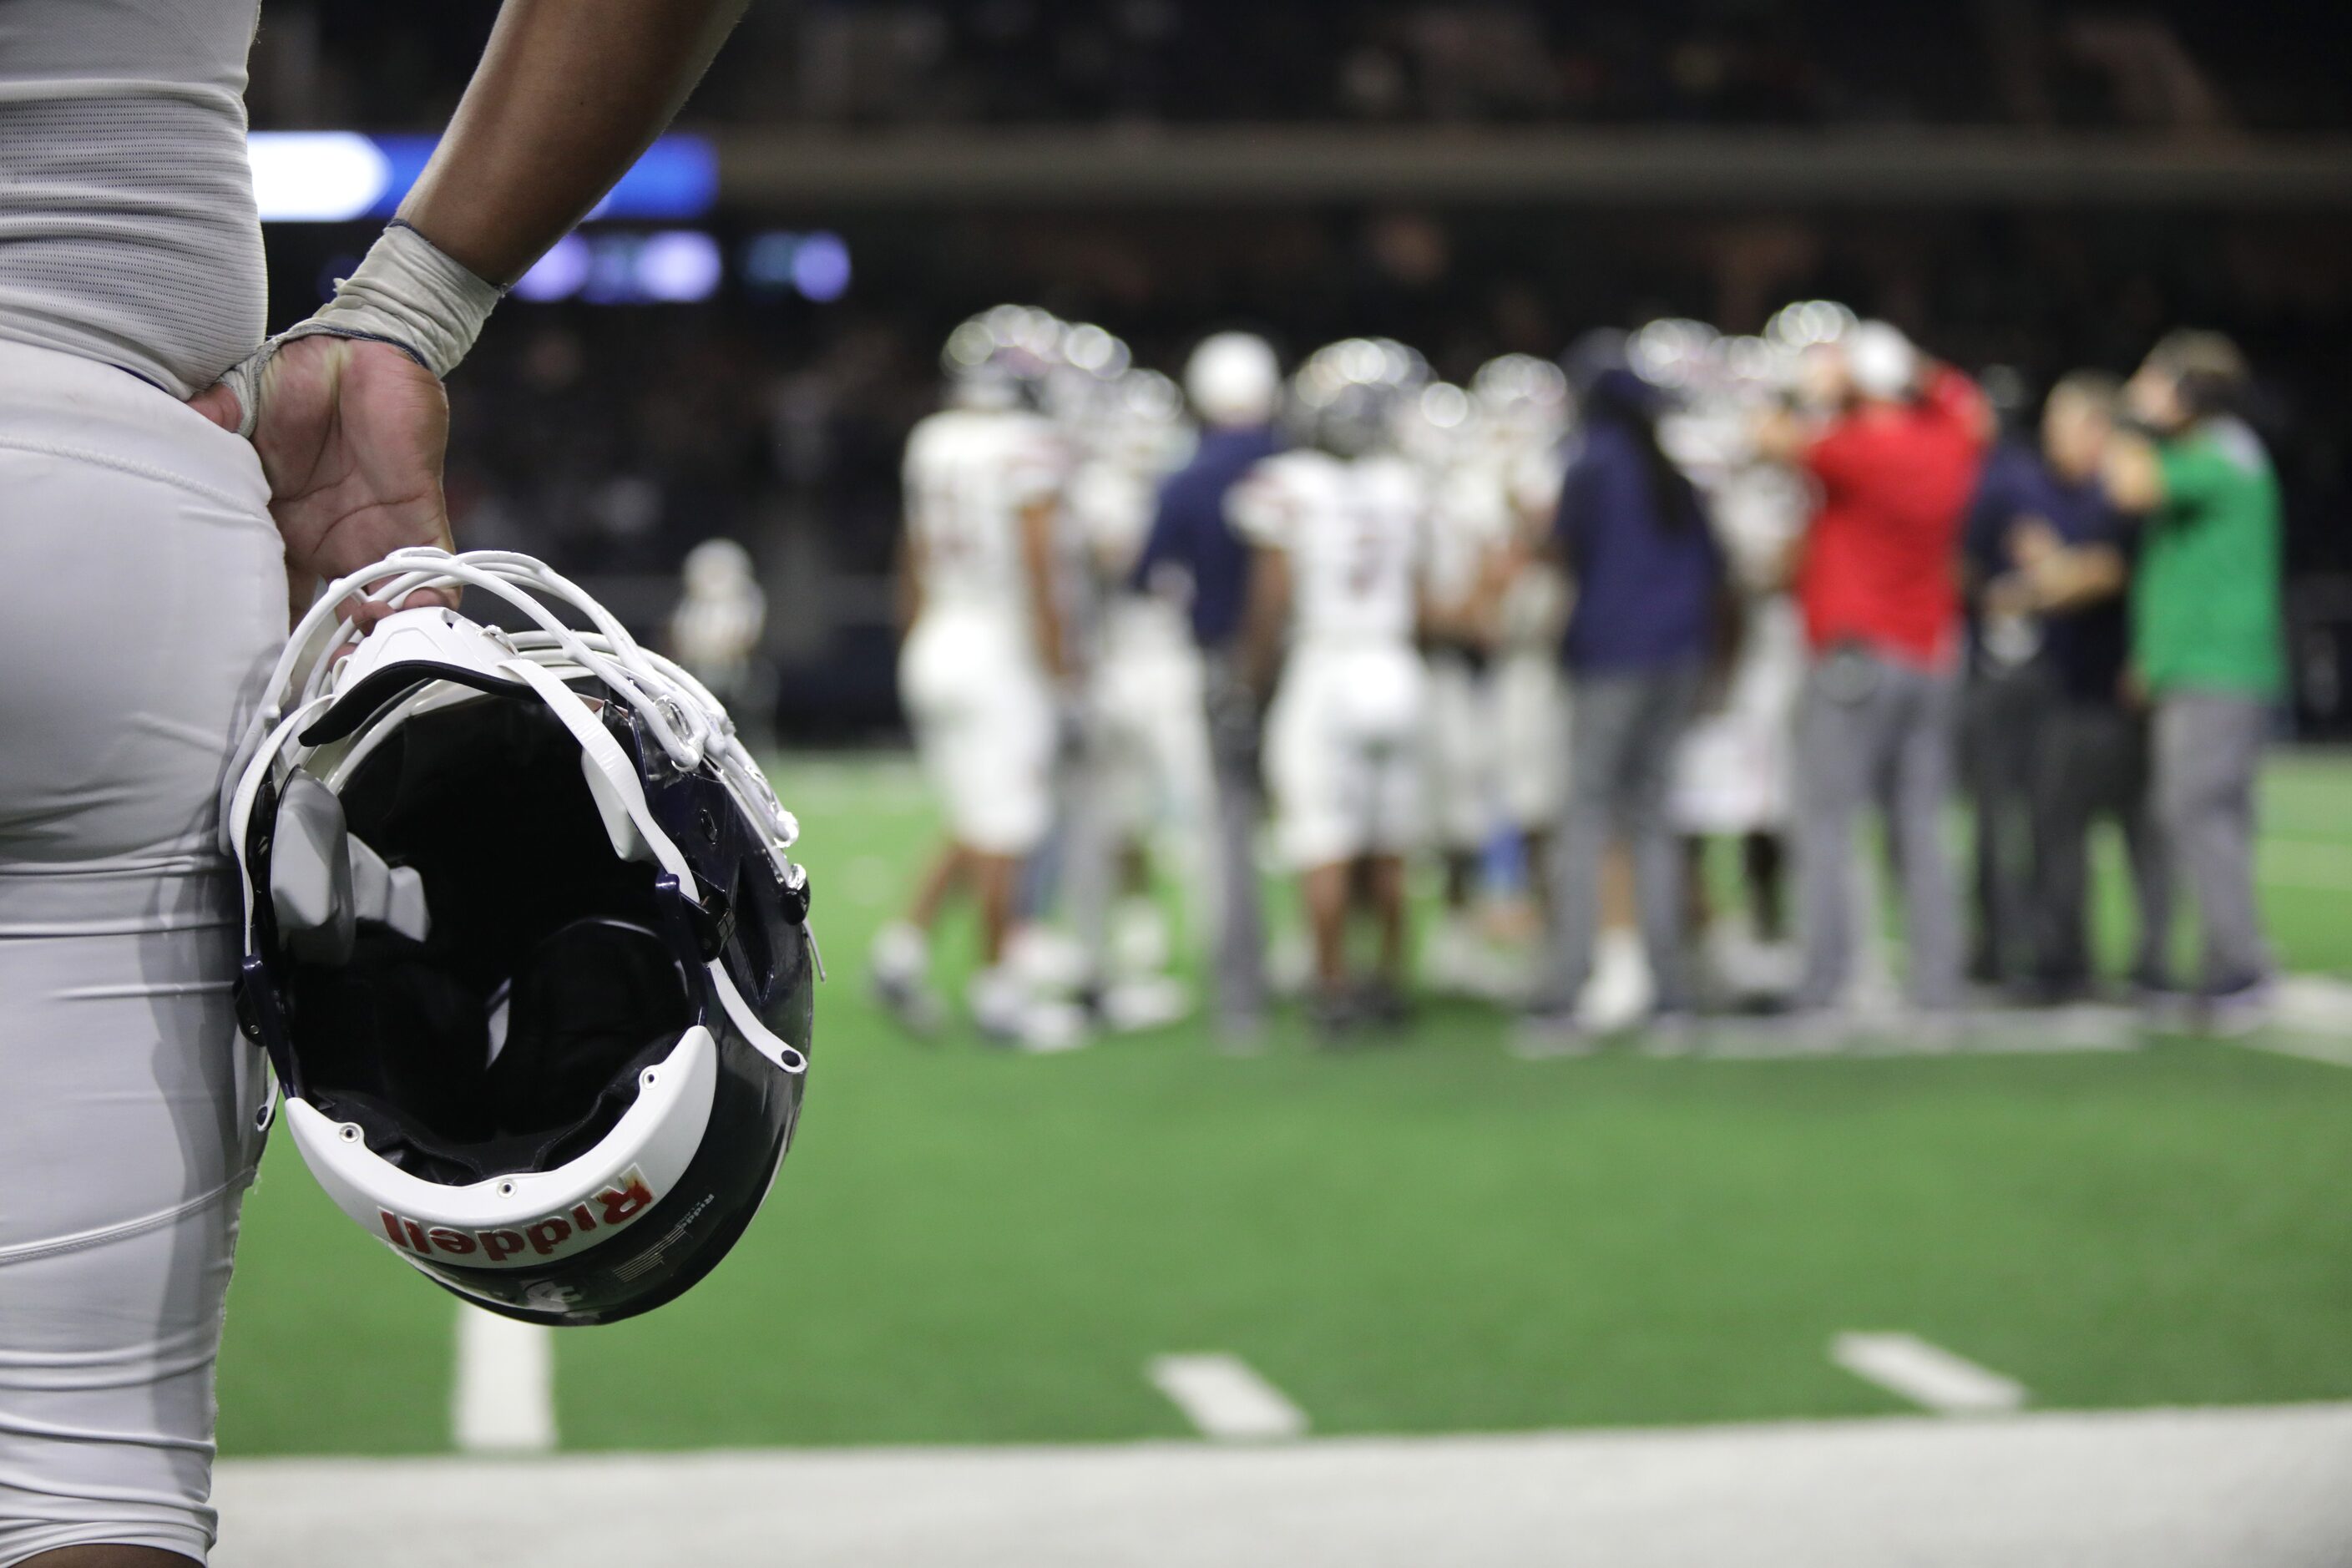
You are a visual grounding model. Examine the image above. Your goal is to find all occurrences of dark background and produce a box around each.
[251,2,2352,736]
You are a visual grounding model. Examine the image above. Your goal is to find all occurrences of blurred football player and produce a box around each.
[1059,357,1206,1029]
[871,311,1085,1049]
[1660,331,1809,1003]
[1233,341,1430,1036]
[1405,380,1510,994]
[668,536,772,749]
[1519,334,1727,1052]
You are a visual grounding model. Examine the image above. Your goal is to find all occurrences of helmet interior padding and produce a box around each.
[284,690,694,1185]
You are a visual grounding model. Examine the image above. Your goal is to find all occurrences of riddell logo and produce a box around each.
[377,1168,656,1267]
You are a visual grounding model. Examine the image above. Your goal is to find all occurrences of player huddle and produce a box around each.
[867,306,2285,1050]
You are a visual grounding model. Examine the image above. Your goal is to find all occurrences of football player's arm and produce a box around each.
[1019,496,1069,681]
[2022,541,2127,612]
[396,0,748,287]
[192,0,751,616]
[2102,429,2167,516]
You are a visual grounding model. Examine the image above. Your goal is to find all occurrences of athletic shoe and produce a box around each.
[1307,989,1361,1044]
[969,966,1091,1053]
[2200,975,2277,1039]
[1099,974,1192,1034]
[2131,979,2200,1033]
[1638,1009,1702,1056]
[870,921,945,1037]
[1109,897,1172,979]
[1354,978,1415,1032]
[1511,1008,1596,1060]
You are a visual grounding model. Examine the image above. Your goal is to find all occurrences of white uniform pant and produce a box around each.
[1265,642,1425,871]
[1420,652,1495,854]
[898,611,1055,857]
[0,341,281,1565]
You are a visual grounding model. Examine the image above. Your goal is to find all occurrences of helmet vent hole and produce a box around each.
[498,1180,518,1197]
[641,1069,659,1089]
[338,1123,362,1143]
[779,1046,807,1073]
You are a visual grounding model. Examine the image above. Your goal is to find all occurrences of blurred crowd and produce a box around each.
[253,0,2347,133]
[840,301,2288,1049]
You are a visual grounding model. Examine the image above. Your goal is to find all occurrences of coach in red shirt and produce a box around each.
[1758,321,1991,1018]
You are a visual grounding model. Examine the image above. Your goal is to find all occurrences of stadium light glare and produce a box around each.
[246,133,391,222]
[513,235,592,302]
[636,231,724,302]
[250,133,716,223]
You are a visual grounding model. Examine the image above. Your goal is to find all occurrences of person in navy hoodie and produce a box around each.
[1131,332,1286,1042]
[1520,336,1728,1051]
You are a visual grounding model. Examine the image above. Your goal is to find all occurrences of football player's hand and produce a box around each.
[190,335,458,626]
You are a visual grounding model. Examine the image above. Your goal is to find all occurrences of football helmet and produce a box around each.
[225,549,816,1326]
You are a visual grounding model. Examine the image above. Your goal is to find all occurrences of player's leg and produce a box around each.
[1743,832,1788,941]
[2115,712,2176,992]
[1203,652,1269,1039]
[1301,860,1353,995]
[959,675,1079,1046]
[1,348,281,1568]
[874,622,973,1030]
[1527,674,1632,1027]
[1791,653,1879,1014]
[1886,666,1965,1012]
[2028,703,2102,997]
[1621,667,1704,1016]
[2154,694,2273,1010]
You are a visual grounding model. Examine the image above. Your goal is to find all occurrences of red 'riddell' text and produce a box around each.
[377,1169,656,1263]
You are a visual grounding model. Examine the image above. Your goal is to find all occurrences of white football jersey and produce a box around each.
[902,407,1066,620]
[1231,450,1424,648]
[1423,458,1516,614]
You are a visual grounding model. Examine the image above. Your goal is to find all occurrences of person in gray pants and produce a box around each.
[1753,321,1990,1019]
[1792,647,1965,1013]
[1129,333,1287,1040]
[1535,664,1707,1024]
[2102,330,2284,1027]
[1519,344,1725,1048]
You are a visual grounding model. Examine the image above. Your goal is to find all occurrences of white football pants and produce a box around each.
[0,340,281,1565]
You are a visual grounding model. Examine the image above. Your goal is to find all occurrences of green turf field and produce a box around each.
[215,751,2352,1455]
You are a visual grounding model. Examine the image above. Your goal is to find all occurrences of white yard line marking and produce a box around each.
[1148,1353,1308,1441]
[1830,1333,2025,1416]
[453,1306,556,1453]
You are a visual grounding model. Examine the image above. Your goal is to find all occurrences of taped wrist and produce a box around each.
[220,223,503,437]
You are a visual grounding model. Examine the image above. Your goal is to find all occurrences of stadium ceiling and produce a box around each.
[721,129,2352,209]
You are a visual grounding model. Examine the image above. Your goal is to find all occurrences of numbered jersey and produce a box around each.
[902,407,1066,621]
[1230,450,1424,649]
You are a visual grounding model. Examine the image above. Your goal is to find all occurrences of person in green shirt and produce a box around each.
[2103,330,2283,1029]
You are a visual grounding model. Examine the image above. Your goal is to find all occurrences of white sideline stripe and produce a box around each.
[1148,1353,1308,1441]
[1831,1333,2025,1416]
[453,1307,556,1453]
[212,1403,2352,1568]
